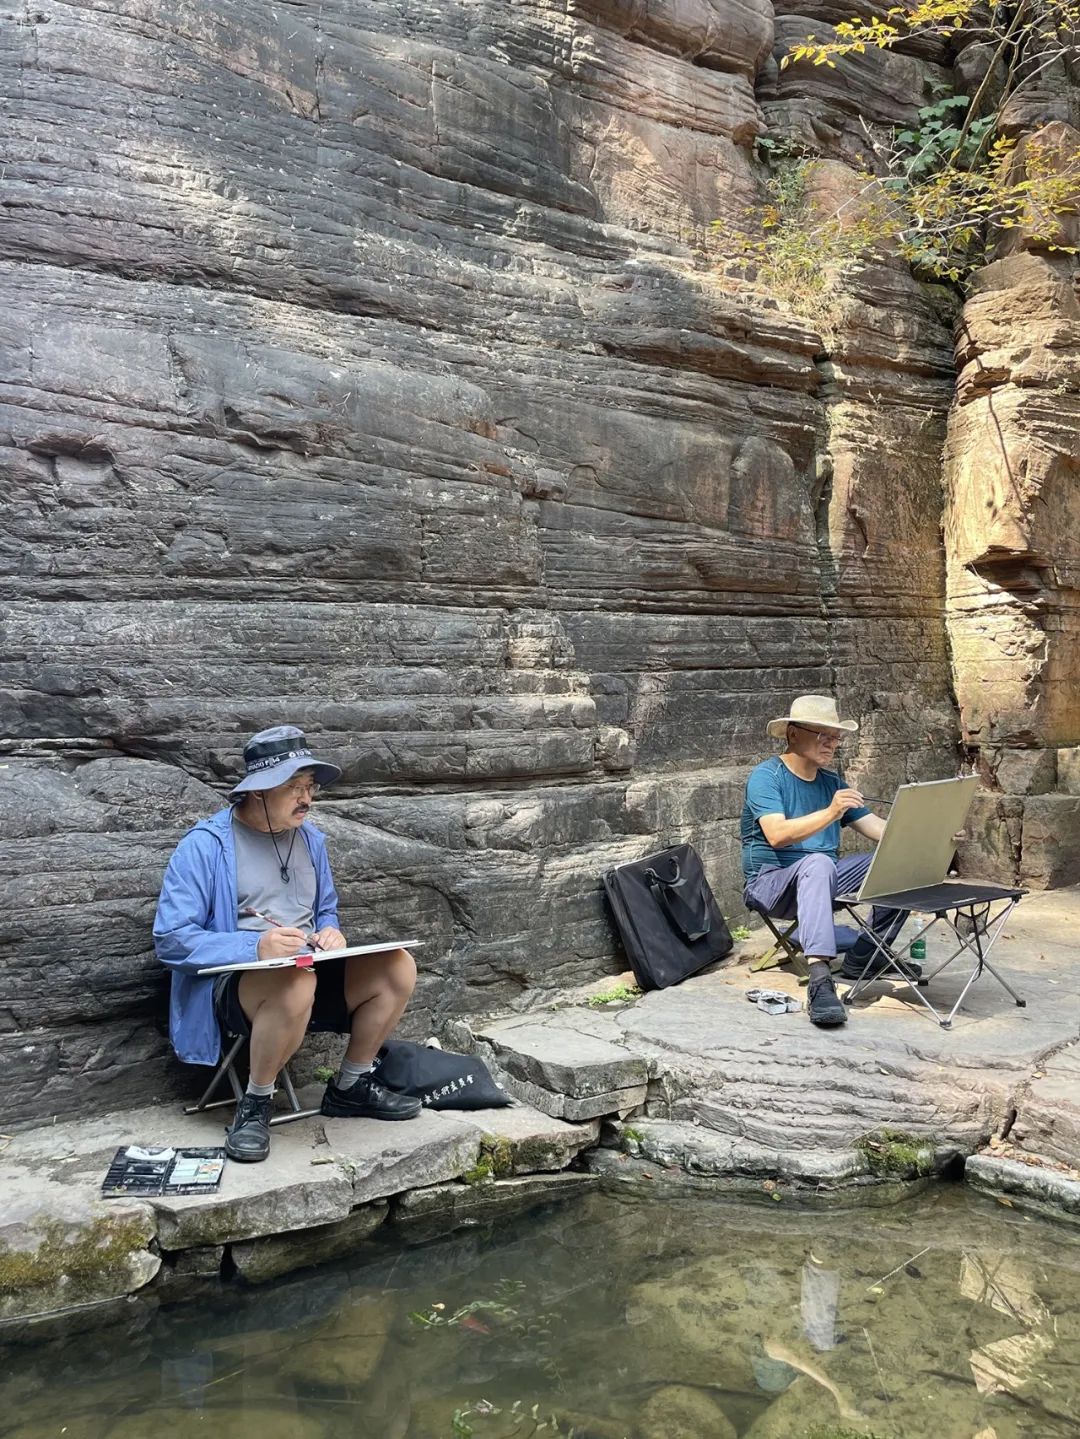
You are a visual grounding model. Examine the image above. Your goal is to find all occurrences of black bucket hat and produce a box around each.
[229,725,342,798]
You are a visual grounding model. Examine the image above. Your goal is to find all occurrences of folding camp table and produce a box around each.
[835,879,1026,1029]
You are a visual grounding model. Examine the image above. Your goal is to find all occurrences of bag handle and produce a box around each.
[645,859,711,942]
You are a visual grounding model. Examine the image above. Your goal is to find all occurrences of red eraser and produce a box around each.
[294,953,315,968]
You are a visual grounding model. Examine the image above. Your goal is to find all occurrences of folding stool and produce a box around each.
[184,1035,320,1126]
[746,900,863,977]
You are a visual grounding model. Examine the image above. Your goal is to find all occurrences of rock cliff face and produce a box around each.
[0,0,1074,1125]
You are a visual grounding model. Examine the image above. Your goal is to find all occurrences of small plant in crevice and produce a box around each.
[777,0,1080,283]
[714,152,893,338]
[585,981,643,1007]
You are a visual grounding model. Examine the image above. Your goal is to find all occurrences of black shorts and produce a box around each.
[213,956,354,1040]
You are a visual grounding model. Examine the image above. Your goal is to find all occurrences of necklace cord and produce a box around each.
[261,793,298,882]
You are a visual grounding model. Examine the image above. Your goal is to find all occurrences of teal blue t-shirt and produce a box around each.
[740,757,870,879]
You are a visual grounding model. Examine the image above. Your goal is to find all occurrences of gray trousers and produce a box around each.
[743,852,907,959]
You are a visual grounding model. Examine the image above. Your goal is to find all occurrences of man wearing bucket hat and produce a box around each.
[154,725,420,1162]
[740,697,909,1029]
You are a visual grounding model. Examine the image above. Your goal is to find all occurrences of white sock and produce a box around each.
[337,1059,374,1088]
[246,1078,275,1098]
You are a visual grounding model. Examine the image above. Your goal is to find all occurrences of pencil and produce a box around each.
[239,906,324,951]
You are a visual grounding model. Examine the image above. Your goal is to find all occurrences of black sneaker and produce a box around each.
[839,951,922,982]
[320,1074,422,1121]
[807,972,848,1027]
[225,1093,272,1162]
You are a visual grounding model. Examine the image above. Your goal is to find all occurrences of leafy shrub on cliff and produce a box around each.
[778,0,1080,282]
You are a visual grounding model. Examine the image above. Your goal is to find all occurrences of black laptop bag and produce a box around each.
[602,843,734,991]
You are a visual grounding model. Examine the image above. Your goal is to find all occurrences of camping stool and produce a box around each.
[745,902,868,981]
[747,909,808,975]
[184,1035,320,1126]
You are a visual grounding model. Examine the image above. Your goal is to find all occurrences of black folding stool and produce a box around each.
[184,1035,320,1126]
[835,880,1027,1029]
[745,899,883,979]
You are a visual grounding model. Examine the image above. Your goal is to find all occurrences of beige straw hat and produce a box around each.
[766,695,859,741]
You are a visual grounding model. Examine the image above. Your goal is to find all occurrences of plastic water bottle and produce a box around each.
[910,916,927,961]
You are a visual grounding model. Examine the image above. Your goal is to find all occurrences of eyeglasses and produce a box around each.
[791,723,845,748]
[282,776,320,797]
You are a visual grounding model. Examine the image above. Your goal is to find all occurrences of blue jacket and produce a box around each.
[153,807,340,1065]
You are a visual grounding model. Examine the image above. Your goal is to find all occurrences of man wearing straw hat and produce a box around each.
[741,696,909,1028]
[155,725,421,1163]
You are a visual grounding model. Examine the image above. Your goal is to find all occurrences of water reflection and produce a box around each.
[3,1186,1080,1438]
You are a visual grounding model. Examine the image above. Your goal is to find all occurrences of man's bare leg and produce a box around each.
[320,948,421,1121]
[342,947,417,1062]
[239,967,318,1083]
[223,968,317,1162]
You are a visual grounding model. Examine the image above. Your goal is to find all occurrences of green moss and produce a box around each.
[586,982,642,1007]
[462,1156,494,1186]
[622,1126,644,1146]
[805,1427,888,1439]
[0,1215,153,1300]
[481,1134,515,1179]
[856,1127,935,1178]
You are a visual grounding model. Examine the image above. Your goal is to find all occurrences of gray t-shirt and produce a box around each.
[232,812,316,934]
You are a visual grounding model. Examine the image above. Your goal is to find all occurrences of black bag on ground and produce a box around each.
[603,842,733,991]
[372,1040,511,1110]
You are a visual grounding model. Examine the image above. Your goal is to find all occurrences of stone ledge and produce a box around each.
[611,1116,871,1183]
[231,1202,390,1285]
[445,1017,649,1120]
[0,1189,159,1324]
[966,1154,1080,1221]
[394,1172,599,1230]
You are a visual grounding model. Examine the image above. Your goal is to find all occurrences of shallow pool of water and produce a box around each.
[4,1185,1080,1439]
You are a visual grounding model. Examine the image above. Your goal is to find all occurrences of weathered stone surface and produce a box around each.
[946,241,1080,890]
[458,890,1080,1198]
[446,1016,649,1119]
[0,1190,158,1323]
[321,1108,482,1205]
[1009,1038,1080,1169]
[966,1154,1080,1221]
[393,1172,599,1227]
[454,1103,601,1175]
[231,1202,389,1284]
[611,1116,871,1182]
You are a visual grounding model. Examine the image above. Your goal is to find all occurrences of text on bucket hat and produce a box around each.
[229,725,342,797]
[765,695,858,741]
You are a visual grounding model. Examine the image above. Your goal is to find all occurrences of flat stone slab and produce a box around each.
[321,1107,482,1206]
[0,1182,159,1324]
[448,1016,649,1119]
[442,1103,600,1174]
[611,1117,871,1183]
